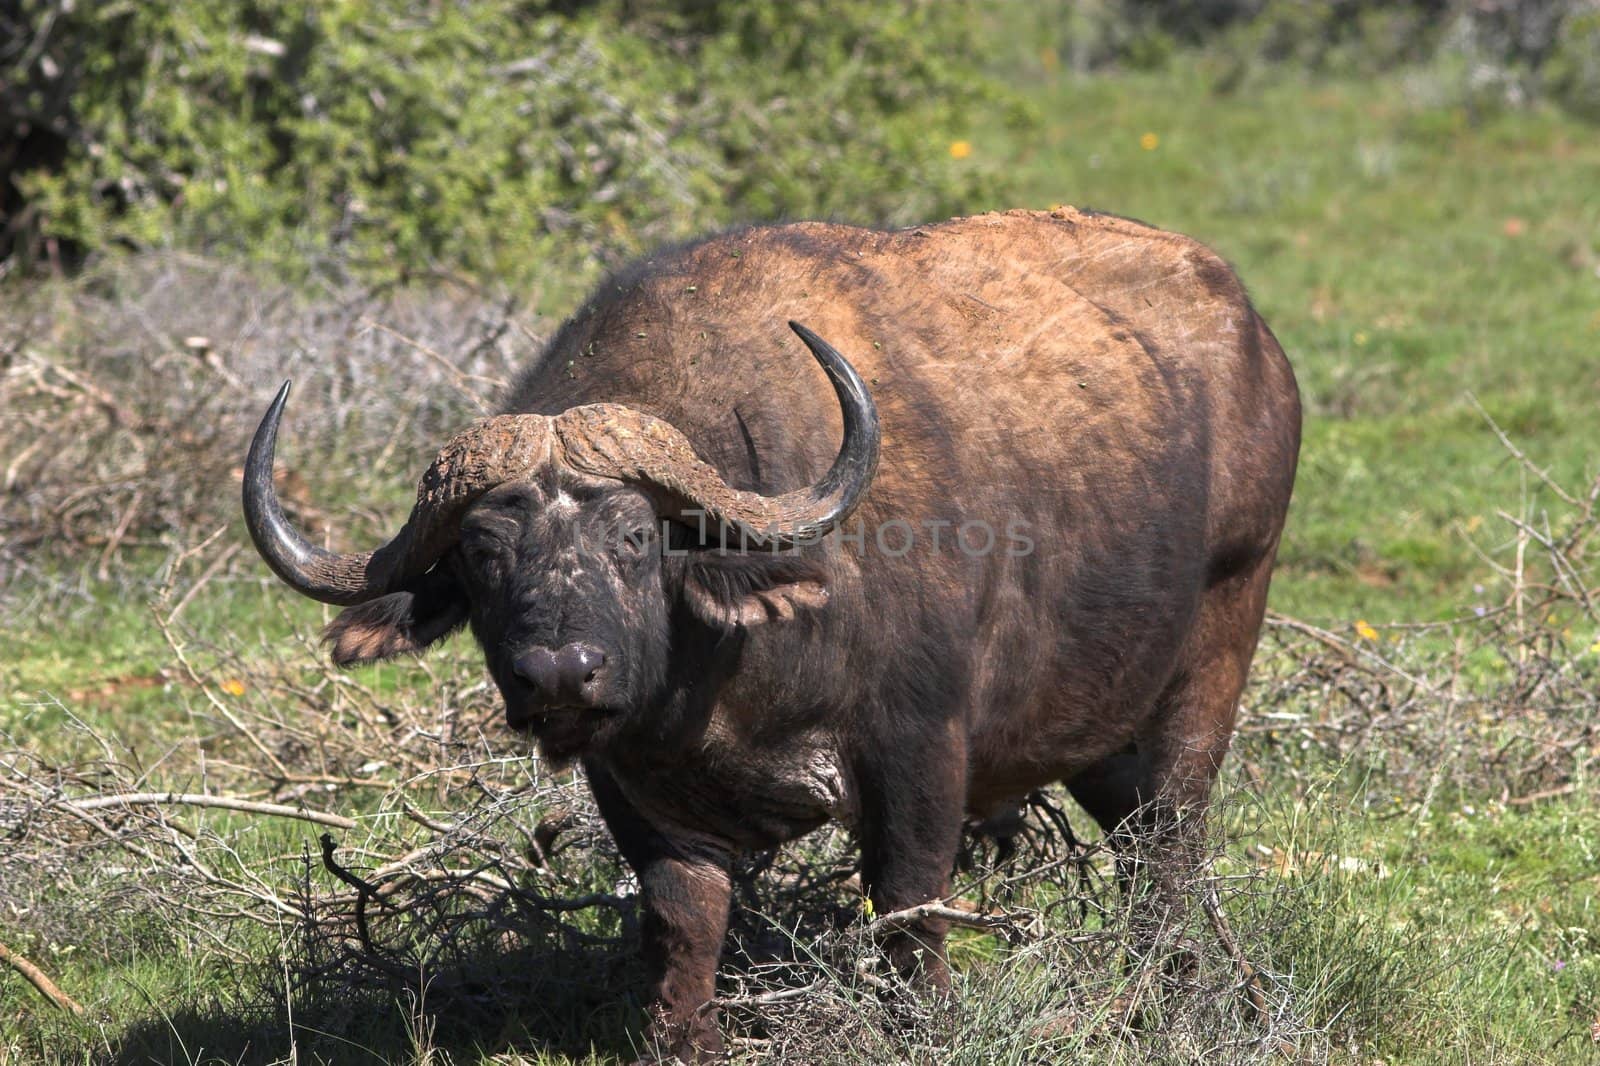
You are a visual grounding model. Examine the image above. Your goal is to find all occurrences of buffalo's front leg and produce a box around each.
[636,855,732,1060]
[586,763,732,1062]
[855,722,967,991]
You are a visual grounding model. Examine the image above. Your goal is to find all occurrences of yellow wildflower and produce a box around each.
[1139,132,1159,151]
[948,140,972,160]
[221,679,246,696]
[1355,620,1379,642]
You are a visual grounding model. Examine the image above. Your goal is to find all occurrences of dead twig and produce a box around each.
[1200,883,1269,1023]
[65,791,358,830]
[320,833,389,957]
[1467,392,1579,507]
[1506,783,1578,806]
[0,938,85,1016]
[867,900,1034,946]
[358,318,506,411]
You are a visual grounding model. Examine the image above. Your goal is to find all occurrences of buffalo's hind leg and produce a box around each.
[1066,554,1276,972]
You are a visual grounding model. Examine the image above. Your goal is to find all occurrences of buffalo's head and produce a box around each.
[242,323,878,761]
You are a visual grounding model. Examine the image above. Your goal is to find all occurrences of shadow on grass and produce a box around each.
[105,935,650,1065]
[102,866,862,1066]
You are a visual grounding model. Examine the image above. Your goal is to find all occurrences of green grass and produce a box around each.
[997,59,1600,623]
[5,48,1600,1066]
[1229,782,1600,1062]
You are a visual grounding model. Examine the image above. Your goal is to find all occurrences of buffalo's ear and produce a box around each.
[681,550,830,630]
[323,566,469,666]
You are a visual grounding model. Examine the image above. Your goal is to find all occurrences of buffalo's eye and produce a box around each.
[612,522,655,563]
[460,531,509,572]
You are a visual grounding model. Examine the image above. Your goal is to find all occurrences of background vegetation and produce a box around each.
[0,0,1017,284]
[3,1,1598,1063]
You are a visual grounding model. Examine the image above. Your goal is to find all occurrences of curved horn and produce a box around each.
[780,321,882,538]
[556,321,880,548]
[243,381,555,604]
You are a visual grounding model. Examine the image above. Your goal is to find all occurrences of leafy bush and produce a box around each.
[0,1,1023,284]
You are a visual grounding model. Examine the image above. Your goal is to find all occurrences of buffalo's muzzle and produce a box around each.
[512,642,608,709]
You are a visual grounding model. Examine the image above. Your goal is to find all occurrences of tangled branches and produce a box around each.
[1245,433,1600,807]
[0,253,529,603]
[2,607,1310,1061]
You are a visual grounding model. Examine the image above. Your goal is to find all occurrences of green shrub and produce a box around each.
[0,1,1025,285]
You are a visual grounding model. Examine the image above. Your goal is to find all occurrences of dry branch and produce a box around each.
[66,791,358,830]
[0,938,84,1016]
[1201,883,1268,1022]
[867,900,1034,946]
[1467,392,1579,507]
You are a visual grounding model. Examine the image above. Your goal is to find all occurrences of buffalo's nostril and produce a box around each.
[564,643,604,683]
[514,642,606,706]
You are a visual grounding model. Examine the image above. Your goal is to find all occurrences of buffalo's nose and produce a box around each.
[512,642,607,706]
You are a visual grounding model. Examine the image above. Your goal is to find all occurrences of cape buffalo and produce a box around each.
[243,208,1300,1060]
